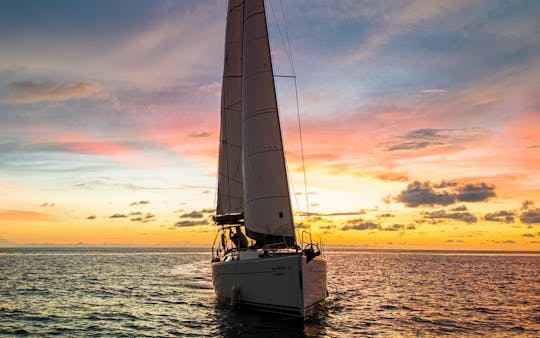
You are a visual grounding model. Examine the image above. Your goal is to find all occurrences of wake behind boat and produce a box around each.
[210,0,327,317]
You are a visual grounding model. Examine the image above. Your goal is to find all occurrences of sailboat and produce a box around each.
[211,0,327,317]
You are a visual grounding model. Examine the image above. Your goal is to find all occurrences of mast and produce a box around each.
[242,0,295,247]
[216,0,245,217]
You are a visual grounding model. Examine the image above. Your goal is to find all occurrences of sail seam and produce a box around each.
[243,109,275,121]
[243,9,264,23]
[246,195,289,203]
[244,69,272,80]
[247,148,282,157]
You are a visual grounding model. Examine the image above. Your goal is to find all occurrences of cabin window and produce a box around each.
[279,212,283,218]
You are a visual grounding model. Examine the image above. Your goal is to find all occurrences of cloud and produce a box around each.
[520,209,540,224]
[380,224,405,231]
[433,180,458,188]
[7,80,103,104]
[129,200,150,206]
[341,219,380,231]
[174,219,209,227]
[40,202,55,207]
[319,225,336,230]
[376,173,409,182]
[130,213,155,223]
[422,209,477,223]
[0,210,55,222]
[522,233,535,238]
[386,141,444,151]
[502,240,515,244]
[189,131,211,138]
[418,89,447,95]
[404,129,449,140]
[521,200,535,210]
[295,223,310,229]
[484,210,515,223]
[456,183,496,202]
[395,180,496,207]
[384,128,490,152]
[377,213,395,218]
[180,210,204,218]
[86,215,96,220]
[450,205,468,212]
[395,181,456,207]
[108,213,127,218]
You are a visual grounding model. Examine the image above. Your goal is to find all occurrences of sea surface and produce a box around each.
[0,248,539,337]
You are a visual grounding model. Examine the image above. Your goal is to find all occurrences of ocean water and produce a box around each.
[0,248,538,337]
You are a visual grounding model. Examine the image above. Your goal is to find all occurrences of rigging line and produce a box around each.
[267,0,294,70]
[279,0,310,216]
[279,0,295,75]
[265,0,303,225]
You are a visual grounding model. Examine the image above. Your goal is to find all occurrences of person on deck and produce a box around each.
[230,226,248,249]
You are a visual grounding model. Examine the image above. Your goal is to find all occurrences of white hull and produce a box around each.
[211,254,327,317]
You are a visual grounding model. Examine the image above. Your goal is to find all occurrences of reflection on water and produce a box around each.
[0,248,538,337]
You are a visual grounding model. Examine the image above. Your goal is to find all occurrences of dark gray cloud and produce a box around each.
[395,181,496,207]
[341,219,380,231]
[40,202,55,207]
[174,219,209,227]
[422,209,477,223]
[384,128,490,152]
[519,201,540,224]
[522,233,535,238]
[109,213,127,218]
[377,213,395,218]
[456,183,495,202]
[484,210,515,223]
[86,215,96,220]
[131,213,155,223]
[386,141,444,151]
[385,129,448,151]
[404,128,449,140]
[201,208,215,214]
[502,240,515,244]
[319,225,336,230]
[395,181,456,207]
[380,223,404,231]
[295,222,310,229]
[433,180,458,188]
[180,210,204,218]
[520,208,540,224]
[129,200,150,206]
[521,200,535,210]
[450,205,468,211]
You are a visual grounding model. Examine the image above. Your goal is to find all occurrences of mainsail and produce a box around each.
[216,0,244,216]
[242,0,295,246]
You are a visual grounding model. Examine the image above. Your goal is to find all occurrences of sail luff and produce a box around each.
[242,0,295,246]
[216,0,244,215]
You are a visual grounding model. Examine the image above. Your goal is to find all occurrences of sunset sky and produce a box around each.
[1,0,539,249]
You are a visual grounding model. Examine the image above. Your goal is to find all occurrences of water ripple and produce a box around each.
[0,248,538,337]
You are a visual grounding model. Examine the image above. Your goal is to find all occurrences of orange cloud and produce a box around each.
[7,80,103,104]
[0,210,56,222]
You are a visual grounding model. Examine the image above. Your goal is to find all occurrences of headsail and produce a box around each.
[242,0,295,246]
[216,0,244,216]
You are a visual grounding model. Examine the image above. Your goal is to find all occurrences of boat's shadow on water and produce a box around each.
[211,301,329,338]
